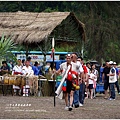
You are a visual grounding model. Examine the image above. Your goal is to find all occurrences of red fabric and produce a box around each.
[93,80,96,89]
[51,48,55,58]
[62,86,66,91]
[73,79,78,86]
[82,65,88,73]
[62,81,67,92]
[14,72,22,75]
[67,70,78,81]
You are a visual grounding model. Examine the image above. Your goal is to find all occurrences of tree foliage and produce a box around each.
[0,1,119,64]
[0,34,17,61]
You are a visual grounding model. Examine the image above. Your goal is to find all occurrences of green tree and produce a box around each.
[76,2,120,64]
[0,1,120,64]
[0,34,17,62]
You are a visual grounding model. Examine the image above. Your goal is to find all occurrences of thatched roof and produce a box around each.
[0,11,85,45]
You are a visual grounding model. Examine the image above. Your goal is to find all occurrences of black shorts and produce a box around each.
[104,81,109,90]
[88,84,93,89]
[66,79,75,94]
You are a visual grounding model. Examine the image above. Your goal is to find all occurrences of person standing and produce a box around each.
[87,69,97,99]
[85,62,91,99]
[56,54,79,111]
[100,63,106,83]
[113,62,120,95]
[107,61,117,100]
[91,64,99,98]
[77,57,88,106]
[102,61,110,99]
[71,53,84,108]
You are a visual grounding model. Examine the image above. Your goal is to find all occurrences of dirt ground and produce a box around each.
[0,93,120,119]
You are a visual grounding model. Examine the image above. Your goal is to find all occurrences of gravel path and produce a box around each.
[0,93,120,119]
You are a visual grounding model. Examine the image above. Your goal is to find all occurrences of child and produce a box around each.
[87,69,97,99]
[92,70,97,98]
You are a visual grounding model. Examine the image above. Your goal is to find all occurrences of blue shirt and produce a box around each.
[37,66,43,75]
[100,67,104,82]
[100,67,104,77]
[32,66,39,75]
[115,68,119,75]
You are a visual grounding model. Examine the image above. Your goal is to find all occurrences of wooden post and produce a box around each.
[52,37,56,107]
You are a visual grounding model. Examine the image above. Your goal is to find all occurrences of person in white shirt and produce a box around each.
[91,64,98,98]
[22,60,35,96]
[12,59,22,95]
[71,53,84,108]
[88,69,97,99]
[113,62,120,94]
[12,59,23,75]
[107,61,117,100]
[85,62,91,99]
[12,59,23,95]
[22,60,34,76]
[56,54,79,111]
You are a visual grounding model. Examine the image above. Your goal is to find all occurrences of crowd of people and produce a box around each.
[55,53,120,111]
[0,53,120,111]
[0,57,42,96]
[101,61,120,100]
[0,56,59,96]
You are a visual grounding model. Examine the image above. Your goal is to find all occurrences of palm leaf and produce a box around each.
[0,34,17,61]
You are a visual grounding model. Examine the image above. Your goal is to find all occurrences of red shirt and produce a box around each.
[82,65,88,74]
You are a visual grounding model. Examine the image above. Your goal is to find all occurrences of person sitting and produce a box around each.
[12,59,23,96]
[22,60,35,96]
[0,61,10,75]
[22,60,34,76]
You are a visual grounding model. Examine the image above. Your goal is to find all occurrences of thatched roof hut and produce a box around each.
[0,11,85,47]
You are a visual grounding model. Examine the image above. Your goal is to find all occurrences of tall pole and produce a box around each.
[52,37,55,107]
